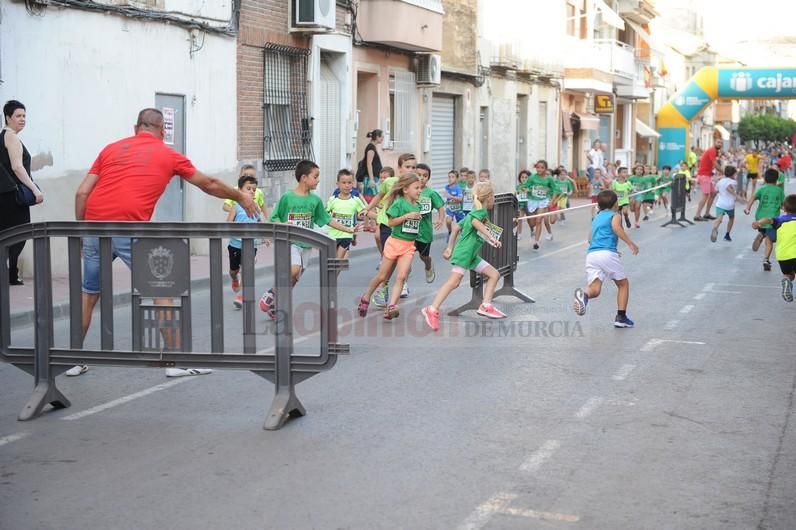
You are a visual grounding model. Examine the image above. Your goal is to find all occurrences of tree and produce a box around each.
[738,114,796,145]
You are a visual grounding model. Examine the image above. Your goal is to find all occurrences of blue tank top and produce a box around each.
[588,210,618,253]
[229,203,261,249]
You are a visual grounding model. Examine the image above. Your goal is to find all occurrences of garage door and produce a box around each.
[431,94,455,191]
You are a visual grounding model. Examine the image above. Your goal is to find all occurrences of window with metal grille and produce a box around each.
[263,44,314,172]
[389,71,418,152]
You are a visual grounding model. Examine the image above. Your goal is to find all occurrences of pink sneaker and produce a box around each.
[421,306,439,331]
[477,303,506,319]
[231,278,240,293]
[233,294,243,309]
[259,290,274,313]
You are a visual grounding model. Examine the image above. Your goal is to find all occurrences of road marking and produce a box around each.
[735,253,745,260]
[605,398,637,407]
[663,320,679,331]
[693,293,706,300]
[702,283,715,292]
[61,378,193,421]
[575,396,604,419]
[704,289,742,294]
[0,432,30,447]
[641,338,706,352]
[612,364,636,381]
[459,492,518,530]
[716,283,780,290]
[679,304,694,314]
[502,507,580,523]
[519,439,560,472]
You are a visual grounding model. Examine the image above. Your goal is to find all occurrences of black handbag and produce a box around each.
[15,179,40,207]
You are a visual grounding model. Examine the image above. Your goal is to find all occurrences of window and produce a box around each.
[388,71,418,151]
[263,44,314,171]
[566,0,588,39]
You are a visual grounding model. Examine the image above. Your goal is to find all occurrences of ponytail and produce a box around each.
[472,182,494,210]
[366,129,384,140]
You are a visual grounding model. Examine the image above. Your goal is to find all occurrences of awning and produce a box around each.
[635,119,660,138]
[574,112,600,130]
[714,124,730,141]
[625,19,667,55]
[562,110,574,136]
[594,0,625,31]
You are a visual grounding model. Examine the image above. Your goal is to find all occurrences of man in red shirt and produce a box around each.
[694,137,723,221]
[70,108,257,376]
[777,151,792,175]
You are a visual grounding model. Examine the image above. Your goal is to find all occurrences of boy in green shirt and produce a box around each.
[745,168,785,272]
[641,168,658,221]
[415,163,446,283]
[611,167,633,228]
[628,165,645,228]
[259,160,358,320]
[521,160,557,250]
[658,165,673,210]
[327,169,367,259]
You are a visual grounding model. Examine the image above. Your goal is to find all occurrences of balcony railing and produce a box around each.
[594,39,635,79]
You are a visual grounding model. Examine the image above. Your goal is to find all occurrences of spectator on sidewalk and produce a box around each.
[68,108,258,377]
[1,100,44,286]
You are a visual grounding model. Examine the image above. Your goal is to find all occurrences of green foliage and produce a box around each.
[738,114,796,144]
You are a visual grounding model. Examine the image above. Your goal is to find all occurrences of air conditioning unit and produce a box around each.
[293,0,335,30]
[416,54,442,86]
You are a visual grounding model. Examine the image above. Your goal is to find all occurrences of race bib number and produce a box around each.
[448,199,462,211]
[462,190,474,211]
[402,218,420,234]
[478,221,503,247]
[287,212,313,229]
[418,196,432,215]
[332,212,355,228]
[532,185,547,199]
[517,191,528,202]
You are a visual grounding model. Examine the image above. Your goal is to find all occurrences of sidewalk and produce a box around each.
[8,229,391,328]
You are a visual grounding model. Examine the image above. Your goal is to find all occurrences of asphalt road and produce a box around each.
[1,196,795,530]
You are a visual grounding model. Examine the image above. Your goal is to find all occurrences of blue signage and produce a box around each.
[658,127,686,170]
[718,69,796,98]
[670,81,712,121]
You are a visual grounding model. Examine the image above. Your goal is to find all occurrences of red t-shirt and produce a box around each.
[697,147,718,177]
[777,154,792,171]
[85,133,196,221]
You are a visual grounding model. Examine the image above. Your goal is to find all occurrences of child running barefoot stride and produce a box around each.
[573,190,640,328]
[422,182,506,331]
[358,173,423,320]
[752,194,796,302]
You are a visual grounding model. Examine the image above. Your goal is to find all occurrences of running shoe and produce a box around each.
[643,215,649,221]
[573,288,588,316]
[752,233,764,252]
[357,296,369,317]
[533,243,539,250]
[704,214,717,220]
[425,265,436,283]
[634,224,641,229]
[165,368,212,378]
[710,227,718,242]
[65,365,88,377]
[421,306,440,331]
[613,314,635,328]
[233,295,243,309]
[545,234,553,241]
[723,233,732,242]
[400,284,409,298]
[477,303,506,319]
[763,259,772,272]
[384,304,400,320]
[259,289,275,313]
[624,216,631,228]
[231,278,240,293]
[694,216,704,221]
[372,285,388,307]
[782,278,794,303]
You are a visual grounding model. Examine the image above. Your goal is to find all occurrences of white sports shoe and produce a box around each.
[400,284,409,298]
[165,368,213,378]
[65,365,88,377]
[545,234,553,241]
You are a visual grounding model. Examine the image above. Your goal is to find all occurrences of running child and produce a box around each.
[658,165,673,210]
[555,167,575,223]
[227,173,266,309]
[516,169,534,239]
[478,169,491,183]
[710,165,739,243]
[415,163,446,283]
[572,190,640,328]
[327,169,367,259]
[628,164,645,228]
[752,194,796,302]
[223,164,267,216]
[371,166,395,253]
[745,168,785,271]
[358,173,424,320]
[258,160,358,320]
[444,170,465,238]
[421,182,506,330]
[461,170,477,217]
[611,167,633,228]
[641,166,657,221]
[522,159,557,250]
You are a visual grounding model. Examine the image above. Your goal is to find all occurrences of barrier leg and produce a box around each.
[264,386,306,431]
[661,206,685,228]
[493,272,535,303]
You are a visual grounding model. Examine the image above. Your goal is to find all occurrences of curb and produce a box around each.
[10,231,449,328]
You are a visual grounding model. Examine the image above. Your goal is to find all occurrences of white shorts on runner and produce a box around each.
[291,244,312,272]
[526,199,550,212]
[451,258,491,276]
[585,250,626,285]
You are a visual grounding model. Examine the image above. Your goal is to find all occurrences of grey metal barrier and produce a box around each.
[449,192,534,316]
[0,221,349,430]
[661,173,694,228]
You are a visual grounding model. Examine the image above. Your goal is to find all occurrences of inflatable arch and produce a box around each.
[656,66,796,168]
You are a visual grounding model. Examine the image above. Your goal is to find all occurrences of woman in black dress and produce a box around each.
[1,100,43,285]
[356,129,384,195]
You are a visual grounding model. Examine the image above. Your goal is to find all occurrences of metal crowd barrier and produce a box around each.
[661,174,694,228]
[449,192,534,316]
[0,222,349,430]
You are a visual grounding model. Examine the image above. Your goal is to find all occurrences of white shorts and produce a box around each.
[526,199,550,212]
[291,244,312,272]
[585,250,626,285]
[451,259,491,276]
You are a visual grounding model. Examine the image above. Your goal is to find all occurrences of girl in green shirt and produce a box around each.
[359,173,423,320]
[421,182,506,331]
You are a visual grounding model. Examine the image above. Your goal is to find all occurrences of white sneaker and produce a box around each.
[545,234,553,241]
[165,368,213,378]
[65,365,88,377]
[400,284,409,298]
